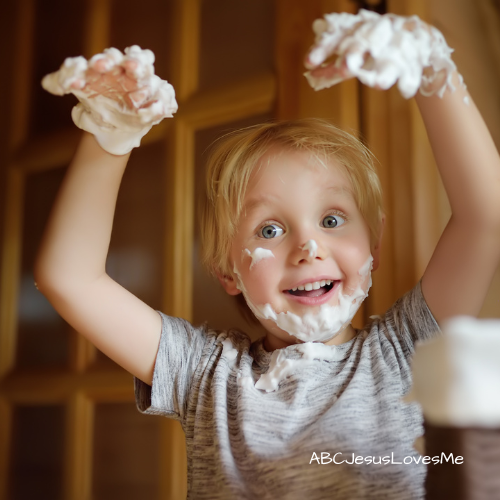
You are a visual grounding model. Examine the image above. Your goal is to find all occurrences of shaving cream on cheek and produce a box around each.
[233,255,373,343]
[244,248,275,269]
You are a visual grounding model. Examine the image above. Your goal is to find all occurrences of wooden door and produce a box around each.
[0,0,279,498]
[6,0,496,499]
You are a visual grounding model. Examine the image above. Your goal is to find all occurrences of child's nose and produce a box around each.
[293,239,325,265]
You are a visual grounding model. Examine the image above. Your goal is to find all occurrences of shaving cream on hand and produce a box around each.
[41,46,178,155]
[305,9,461,99]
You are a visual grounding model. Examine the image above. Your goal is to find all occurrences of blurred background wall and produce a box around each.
[0,0,498,498]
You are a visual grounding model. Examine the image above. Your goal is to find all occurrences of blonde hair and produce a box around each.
[201,118,383,277]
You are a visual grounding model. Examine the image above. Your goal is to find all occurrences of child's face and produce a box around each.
[224,145,375,350]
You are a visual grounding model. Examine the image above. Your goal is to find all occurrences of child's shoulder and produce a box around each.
[357,281,441,355]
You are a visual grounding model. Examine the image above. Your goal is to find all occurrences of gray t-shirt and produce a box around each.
[135,282,439,499]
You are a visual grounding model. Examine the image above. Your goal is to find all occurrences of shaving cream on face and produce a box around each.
[244,248,275,269]
[406,317,500,427]
[301,239,318,258]
[305,10,463,99]
[234,254,373,343]
[42,46,178,155]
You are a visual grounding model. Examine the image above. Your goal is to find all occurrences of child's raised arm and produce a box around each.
[34,48,177,384]
[415,77,500,322]
[304,11,500,323]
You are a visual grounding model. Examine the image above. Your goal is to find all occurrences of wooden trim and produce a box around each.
[13,128,81,173]
[64,393,94,500]
[160,420,188,500]
[83,0,111,58]
[409,98,442,278]
[0,398,11,500]
[0,168,24,378]
[69,327,97,373]
[388,86,417,295]
[164,120,194,322]
[0,368,133,403]
[170,0,200,102]
[361,86,397,315]
[11,0,35,151]
[160,2,202,496]
[179,73,276,129]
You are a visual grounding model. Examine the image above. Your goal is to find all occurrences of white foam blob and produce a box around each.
[301,239,318,258]
[221,337,238,364]
[233,255,373,393]
[255,342,346,392]
[234,255,373,344]
[237,373,256,389]
[305,10,463,100]
[41,46,178,155]
[244,248,275,269]
[406,316,500,427]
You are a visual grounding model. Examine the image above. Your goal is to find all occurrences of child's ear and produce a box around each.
[371,214,386,272]
[216,273,241,296]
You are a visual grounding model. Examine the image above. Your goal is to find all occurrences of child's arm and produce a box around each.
[416,78,500,322]
[35,49,177,385]
[304,12,500,323]
[35,134,161,385]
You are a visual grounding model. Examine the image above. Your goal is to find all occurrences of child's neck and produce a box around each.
[263,324,357,352]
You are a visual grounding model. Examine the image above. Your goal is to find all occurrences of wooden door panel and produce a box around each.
[30,0,86,139]
[17,167,71,369]
[0,1,389,499]
[92,402,163,500]
[109,0,174,81]
[8,405,65,500]
[199,0,275,90]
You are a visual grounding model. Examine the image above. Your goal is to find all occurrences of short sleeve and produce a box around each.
[134,312,209,421]
[382,281,440,355]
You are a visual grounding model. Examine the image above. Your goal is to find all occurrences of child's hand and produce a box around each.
[42,46,178,155]
[304,10,461,100]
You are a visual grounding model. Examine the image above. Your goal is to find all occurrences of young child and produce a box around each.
[35,11,500,500]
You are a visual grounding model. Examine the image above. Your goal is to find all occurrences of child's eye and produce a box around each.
[258,224,284,239]
[322,214,346,228]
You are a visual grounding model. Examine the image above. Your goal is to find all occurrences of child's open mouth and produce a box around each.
[286,280,336,298]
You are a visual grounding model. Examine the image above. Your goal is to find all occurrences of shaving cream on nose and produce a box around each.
[301,239,318,258]
[244,248,275,269]
[233,255,373,343]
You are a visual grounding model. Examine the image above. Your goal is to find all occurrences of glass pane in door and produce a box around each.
[199,0,275,90]
[92,402,162,500]
[30,0,86,138]
[17,166,70,368]
[8,405,65,500]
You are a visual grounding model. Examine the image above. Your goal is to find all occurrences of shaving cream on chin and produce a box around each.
[234,255,373,343]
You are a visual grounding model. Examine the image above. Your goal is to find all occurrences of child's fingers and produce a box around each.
[305,44,331,70]
[308,57,353,81]
[70,79,86,90]
[91,57,113,73]
[123,59,139,77]
[129,89,149,108]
